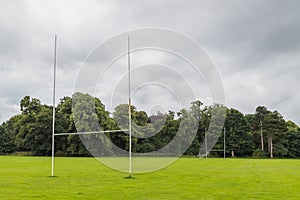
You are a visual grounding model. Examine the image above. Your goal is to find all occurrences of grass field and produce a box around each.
[0,156,299,199]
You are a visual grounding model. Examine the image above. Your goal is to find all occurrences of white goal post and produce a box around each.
[50,35,133,177]
[199,127,226,159]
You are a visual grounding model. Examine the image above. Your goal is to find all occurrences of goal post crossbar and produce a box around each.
[209,149,225,152]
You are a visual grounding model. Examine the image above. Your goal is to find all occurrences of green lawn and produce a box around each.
[0,156,299,199]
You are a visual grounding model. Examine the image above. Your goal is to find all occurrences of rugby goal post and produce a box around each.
[198,127,226,159]
[51,35,133,177]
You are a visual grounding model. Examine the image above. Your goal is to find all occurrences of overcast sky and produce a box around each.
[1,0,300,125]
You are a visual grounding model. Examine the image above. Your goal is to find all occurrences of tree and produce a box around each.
[184,101,203,156]
[113,104,137,151]
[13,96,53,155]
[285,121,300,158]
[224,108,254,157]
[267,111,287,158]
[252,106,287,158]
[1,94,300,158]
[55,97,74,154]
[20,96,30,112]
[71,92,114,156]
[254,106,270,151]
[0,119,17,154]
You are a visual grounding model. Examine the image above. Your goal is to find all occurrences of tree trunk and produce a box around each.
[267,135,273,158]
[260,120,264,150]
[269,135,273,158]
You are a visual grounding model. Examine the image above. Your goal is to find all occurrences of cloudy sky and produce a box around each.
[1,0,300,125]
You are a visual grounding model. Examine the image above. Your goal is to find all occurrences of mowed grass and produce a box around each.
[0,156,300,199]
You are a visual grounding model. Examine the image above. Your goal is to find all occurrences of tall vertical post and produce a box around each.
[51,35,57,177]
[224,127,226,159]
[128,37,132,177]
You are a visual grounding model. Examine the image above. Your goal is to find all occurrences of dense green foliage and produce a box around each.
[0,156,299,199]
[0,93,300,158]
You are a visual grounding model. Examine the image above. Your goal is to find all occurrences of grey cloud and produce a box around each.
[0,0,299,125]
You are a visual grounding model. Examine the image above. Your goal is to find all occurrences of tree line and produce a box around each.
[0,93,300,158]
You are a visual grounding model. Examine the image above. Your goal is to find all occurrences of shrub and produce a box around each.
[252,149,267,158]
